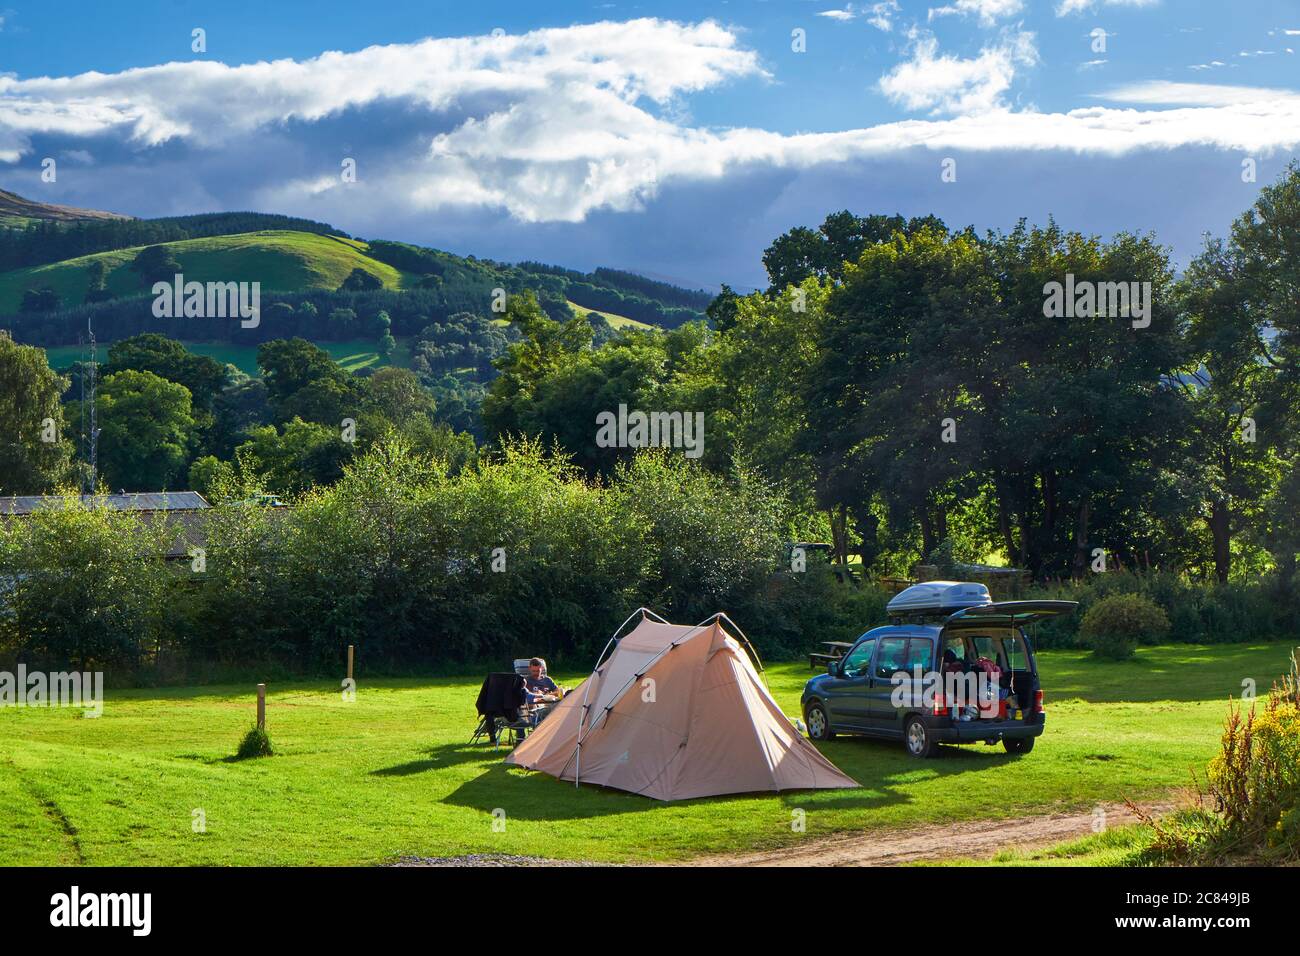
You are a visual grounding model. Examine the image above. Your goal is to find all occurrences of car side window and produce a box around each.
[1002,633,1030,671]
[942,637,967,669]
[971,635,1001,667]
[841,638,876,678]
[875,637,908,679]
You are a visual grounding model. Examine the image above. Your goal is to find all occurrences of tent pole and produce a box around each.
[575,620,711,744]
[700,611,769,689]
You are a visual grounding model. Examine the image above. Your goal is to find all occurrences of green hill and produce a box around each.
[565,299,652,330]
[0,230,408,313]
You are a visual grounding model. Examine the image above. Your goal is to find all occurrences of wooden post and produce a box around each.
[347,645,354,682]
[256,683,266,730]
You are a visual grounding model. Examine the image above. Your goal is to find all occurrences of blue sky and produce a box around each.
[2,0,1298,289]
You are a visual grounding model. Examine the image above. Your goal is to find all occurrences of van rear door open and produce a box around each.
[943,600,1077,629]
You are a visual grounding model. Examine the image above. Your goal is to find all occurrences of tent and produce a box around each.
[506,609,859,801]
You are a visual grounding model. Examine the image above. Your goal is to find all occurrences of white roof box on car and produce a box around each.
[887,581,992,618]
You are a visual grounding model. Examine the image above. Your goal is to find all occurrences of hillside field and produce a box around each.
[0,231,410,314]
[565,299,652,330]
[42,338,409,376]
[0,642,1288,866]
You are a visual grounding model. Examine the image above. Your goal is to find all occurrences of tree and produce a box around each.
[482,292,594,443]
[762,211,948,292]
[0,501,172,668]
[1176,238,1282,581]
[369,310,392,340]
[0,332,72,493]
[257,338,350,407]
[20,287,61,312]
[327,308,357,339]
[1219,162,1300,584]
[365,367,434,424]
[104,334,228,411]
[803,227,997,564]
[129,245,182,289]
[84,260,113,304]
[706,284,741,332]
[262,302,296,333]
[80,369,197,491]
[338,267,382,292]
[981,222,1186,578]
[187,454,235,499]
[235,418,353,494]
[206,374,272,461]
[679,282,827,515]
[277,376,360,427]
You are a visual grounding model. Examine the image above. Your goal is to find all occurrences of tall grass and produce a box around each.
[1138,647,1300,863]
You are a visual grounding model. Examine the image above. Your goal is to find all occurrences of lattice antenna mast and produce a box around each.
[86,316,99,493]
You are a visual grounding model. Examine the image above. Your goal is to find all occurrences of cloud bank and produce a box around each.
[0,17,1297,257]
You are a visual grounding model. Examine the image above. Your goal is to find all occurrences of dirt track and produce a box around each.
[685,800,1174,867]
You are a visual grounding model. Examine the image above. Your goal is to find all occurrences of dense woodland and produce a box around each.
[1,164,1299,675]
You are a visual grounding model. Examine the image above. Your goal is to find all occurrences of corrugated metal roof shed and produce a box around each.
[0,492,210,515]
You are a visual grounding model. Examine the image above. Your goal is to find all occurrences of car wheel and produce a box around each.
[1004,736,1035,755]
[805,702,835,741]
[904,716,936,758]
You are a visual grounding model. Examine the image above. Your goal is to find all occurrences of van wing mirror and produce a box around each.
[827,660,839,676]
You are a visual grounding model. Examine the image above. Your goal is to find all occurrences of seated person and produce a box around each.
[524,658,560,701]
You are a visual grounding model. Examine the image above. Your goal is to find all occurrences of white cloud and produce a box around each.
[3,20,1300,225]
[1098,81,1300,107]
[1057,0,1159,16]
[0,19,761,149]
[878,30,1038,116]
[929,0,1024,27]
[817,3,899,30]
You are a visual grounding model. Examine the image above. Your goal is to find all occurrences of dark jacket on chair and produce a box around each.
[476,673,527,735]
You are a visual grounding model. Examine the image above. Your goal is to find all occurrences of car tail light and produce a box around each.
[1034,689,1044,714]
[932,696,949,717]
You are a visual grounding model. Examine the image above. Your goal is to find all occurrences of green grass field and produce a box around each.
[566,299,653,330]
[0,230,409,313]
[0,643,1290,866]
[42,338,407,376]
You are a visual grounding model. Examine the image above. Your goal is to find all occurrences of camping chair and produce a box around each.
[472,672,529,749]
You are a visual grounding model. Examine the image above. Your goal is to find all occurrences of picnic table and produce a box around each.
[809,640,854,670]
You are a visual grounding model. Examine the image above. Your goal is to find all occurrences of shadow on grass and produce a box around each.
[434,734,1025,822]
[371,743,504,776]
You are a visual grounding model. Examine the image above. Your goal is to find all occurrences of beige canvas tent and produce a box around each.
[506,610,859,801]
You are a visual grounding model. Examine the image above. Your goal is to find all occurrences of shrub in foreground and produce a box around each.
[1077,593,1171,660]
[1141,648,1300,863]
[235,726,273,760]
